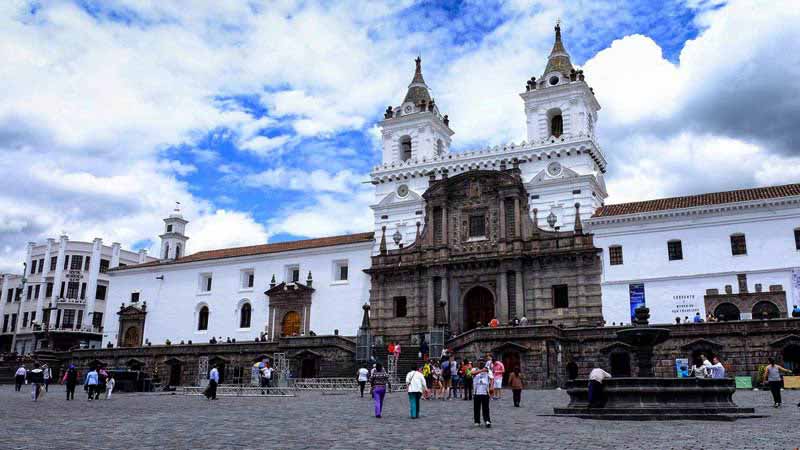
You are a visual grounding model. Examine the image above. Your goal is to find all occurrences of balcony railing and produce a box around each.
[31,323,103,334]
[56,297,86,305]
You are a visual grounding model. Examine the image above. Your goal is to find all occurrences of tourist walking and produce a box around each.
[406,365,427,419]
[492,358,505,400]
[431,361,443,399]
[420,339,429,361]
[763,358,792,407]
[96,367,108,400]
[370,363,389,418]
[471,359,493,428]
[42,364,52,392]
[62,364,78,400]
[260,362,273,389]
[106,375,115,399]
[588,367,612,408]
[710,357,726,379]
[422,361,432,399]
[449,357,460,399]
[393,342,401,365]
[357,365,369,398]
[85,367,99,401]
[28,363,45,401]
[14,365,26,392]
[441,357,451,400]
[205,364,219,400]
[509,367,524,407]
[462,360,473,400]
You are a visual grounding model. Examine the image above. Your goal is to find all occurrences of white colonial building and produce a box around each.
[103,211,374,347]
[0,236,153,353]
[587,185,800,326]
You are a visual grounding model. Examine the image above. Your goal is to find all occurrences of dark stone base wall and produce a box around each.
[59,335,357,386]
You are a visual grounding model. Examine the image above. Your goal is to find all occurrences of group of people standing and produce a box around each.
[13,363,114,401]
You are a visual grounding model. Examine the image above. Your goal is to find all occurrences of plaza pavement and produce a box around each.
[1,385,798,450]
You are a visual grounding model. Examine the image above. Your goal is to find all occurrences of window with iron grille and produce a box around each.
[62,309,75,328]
[553,284,569,308]
[99,259,110,273]
[394,296,407,318]
[66,282,79,299]
[84,256,91,271]
[37,259,44,273]
[34,285,40,299]
[667,240,683,261]
[794,228,800,250]
[70,255,83,270]
[505,200,516,238]
[50,256,57,271]
[22,312,28,328]
[95,285,106,300]
[131,292,140,303]
[609,246,624,265]
[92,312,103,328]
[730,234,747,255]
[469,214,486,238]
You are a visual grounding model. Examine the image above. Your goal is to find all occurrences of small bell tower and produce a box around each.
[159,202,189,260]
[378,57,454,164]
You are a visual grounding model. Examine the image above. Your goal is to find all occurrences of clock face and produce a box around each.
[397,184,409,198]
[549,76,559,86]
[404,105,412,113]
[547,162,562,177]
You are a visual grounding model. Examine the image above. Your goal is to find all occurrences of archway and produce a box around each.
[610,352,631,377]
[691,349,715,367]
[282,311,301,337]
[301,358,318,378]
[783,345,800,374]
[752,301,780,320]
[714,303,741,321]
[464,286,495,330]
[566,361,578,380]
[166,360,182,386]
[123,326,140,347]
[502,351,521,385]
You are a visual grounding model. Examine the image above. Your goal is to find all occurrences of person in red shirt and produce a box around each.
[489,318,499,328]
[388,342,395,355]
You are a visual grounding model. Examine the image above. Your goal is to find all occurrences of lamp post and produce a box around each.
[547,211,557,230]
[9,262,27,354]
[392,228,403,247]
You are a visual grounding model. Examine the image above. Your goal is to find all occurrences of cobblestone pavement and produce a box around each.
[1,385,798,450]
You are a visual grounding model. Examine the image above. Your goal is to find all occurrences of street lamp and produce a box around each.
[547,211,557,230]
[9,262,27,354]
[392,228,403,247]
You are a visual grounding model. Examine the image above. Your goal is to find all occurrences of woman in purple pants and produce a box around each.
[370,363,389,418]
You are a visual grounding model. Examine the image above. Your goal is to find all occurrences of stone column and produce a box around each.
[498,272,509,323]
[426,278,435,329]
[441,204,448,244]
[514,197,521,238]
[267,306,275,341]
[499,198,506,240]
[110,242,121,269]
[51,235,68,327]
[515,270,525,320]
[83,238,102,330]
[35,239,54,323]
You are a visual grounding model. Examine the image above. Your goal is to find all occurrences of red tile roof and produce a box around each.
[114,232,374,270]
[593,183,800,218]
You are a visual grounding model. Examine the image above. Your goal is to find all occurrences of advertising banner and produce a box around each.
[675,358,689,378]
[629,283,646,321]
[792,269,800,309]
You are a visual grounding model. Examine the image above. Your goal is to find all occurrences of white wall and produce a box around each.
[589,205,800,325]
[104,242,373,346]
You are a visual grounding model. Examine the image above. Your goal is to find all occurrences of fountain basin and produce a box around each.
[553,377,759,421]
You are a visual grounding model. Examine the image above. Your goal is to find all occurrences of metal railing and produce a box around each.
[181,385,295,397]
[288,377,407,392]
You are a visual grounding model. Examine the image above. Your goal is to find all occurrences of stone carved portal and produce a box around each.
[464,286,495,330]
[282,311,301,337]
[123,327,140,348]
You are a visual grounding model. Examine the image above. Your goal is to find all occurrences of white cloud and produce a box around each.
[267,190,374,238]
[242,168,364,194]
[189,210,269,252]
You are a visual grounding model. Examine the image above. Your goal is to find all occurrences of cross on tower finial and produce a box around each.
[415,56,421,73]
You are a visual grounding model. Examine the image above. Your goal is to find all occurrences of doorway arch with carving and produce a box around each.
[282,311,301,337]
[122,326,141,347]
[463,286,495,330]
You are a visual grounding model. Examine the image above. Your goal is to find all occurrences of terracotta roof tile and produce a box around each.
[593,183,800,218]
[114,232,374,271]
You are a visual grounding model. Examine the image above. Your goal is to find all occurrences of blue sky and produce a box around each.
[1,0,799,272]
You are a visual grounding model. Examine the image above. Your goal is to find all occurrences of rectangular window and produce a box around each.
[84,256,91,271]
[59,282,65,298]
[92,312,103,329]
[22,312,28,328]
[27,286,33,300]
[131,292,140,303]
[167,224,173,232]
[70,255,82,270]
[241,269,254,289]
[433,206,443,244]
[292,268,300,283]
[62,309,75,328]
[737,273,748,293]
[609,246,624,265]
[76,311,82,329]
[469,214,486,238]
[50,256,57,272]
[394,296,407,318]
[63,255,69,270]
[795,228,800,250]
[10,313,17,332]
[2,314,8,333]
[333,260,349,282]
[55,310,61,328]
[79,283,86,300]
[29,262,35,276]
[730,234,747,255]
[505,199,516,239]
[667,240,683,261]
[37,258,44,273]
[99,259,110,273]
[34,284,40,299]
[285,266,300,283]
[95,285,107,301]
[200,274,213,292]
[42,309,50,326]
[66,282,79,299]
[248,273,254,288]
[552,284,569,308]
[30,311,35,325]
[6,289,11,303]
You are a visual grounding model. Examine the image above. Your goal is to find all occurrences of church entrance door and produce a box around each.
[464,286,495,330]
[282,311,301,337]
[123,326,140,347]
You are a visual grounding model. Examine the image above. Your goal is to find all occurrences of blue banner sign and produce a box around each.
[629,283,646,321]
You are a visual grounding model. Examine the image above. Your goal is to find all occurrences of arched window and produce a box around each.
[163,243,170,259]
[175,244,181,259]
[714,302,740,321]
[400,136,412,161]
[198,306,209,331]
[752,301,780,320]
[550,114,563,138]
[435,139,444,156]
[239,303,252,328]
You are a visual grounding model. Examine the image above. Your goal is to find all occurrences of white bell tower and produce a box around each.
[159,203,189,260]
[378,57,454,165]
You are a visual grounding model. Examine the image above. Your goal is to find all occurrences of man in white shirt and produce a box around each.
[588,367,612,408]
[205,365,219,400]
[472,359,494,428]
[406,365,428,419]
[14,365,26,392]
[261,364,273,389]
[356,366,369,397]
[710,357,726,379]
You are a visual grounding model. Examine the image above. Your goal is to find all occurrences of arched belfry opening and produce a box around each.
[400,136,412,161]
[464,286,495,330]
[548,109,563,138]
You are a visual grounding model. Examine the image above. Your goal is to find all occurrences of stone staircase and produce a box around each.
[372,345,421,379]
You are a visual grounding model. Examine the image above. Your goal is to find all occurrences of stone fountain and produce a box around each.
[553,306,758,420]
